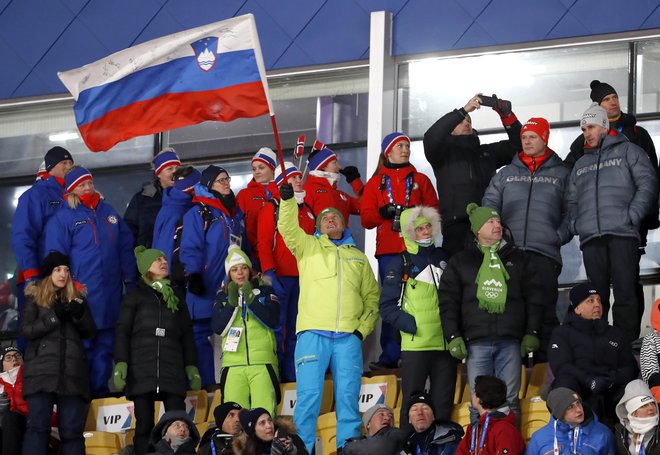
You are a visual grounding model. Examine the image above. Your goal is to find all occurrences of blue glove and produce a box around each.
[264,269,285,298]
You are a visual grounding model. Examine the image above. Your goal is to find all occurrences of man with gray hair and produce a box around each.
[566,103,658,340]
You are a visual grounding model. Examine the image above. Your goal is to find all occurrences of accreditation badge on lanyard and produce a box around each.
[223,327,243,352]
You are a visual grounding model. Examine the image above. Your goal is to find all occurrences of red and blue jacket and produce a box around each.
[11,176,67,283]
[180,184,247,320]
[44,196,137,330]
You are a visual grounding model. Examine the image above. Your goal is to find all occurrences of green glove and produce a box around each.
[447,337,468,360]
[520,334,540,357]
[227,282,239,308]
[241,281,255,306]
[113,362,128,391]
[186,365,202,391]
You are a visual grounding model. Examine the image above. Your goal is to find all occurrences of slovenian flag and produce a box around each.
[58,14,273,152]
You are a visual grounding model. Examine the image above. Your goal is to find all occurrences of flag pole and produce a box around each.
[270,115,288,184]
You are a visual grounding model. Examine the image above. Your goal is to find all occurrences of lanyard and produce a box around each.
[634,434,646,455]
[553,421,581,455]
[470,413,491,454]
[385,172,414,205]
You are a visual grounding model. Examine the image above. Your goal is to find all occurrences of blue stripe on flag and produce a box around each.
[75,49,262,126]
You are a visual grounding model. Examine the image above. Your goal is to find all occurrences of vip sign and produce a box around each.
[96,402,135,432]
[280,389,297,416]
[358,383,388,413]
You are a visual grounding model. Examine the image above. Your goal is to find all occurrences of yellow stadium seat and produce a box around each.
[278,379,334,417]
[318,427,337,455]
[359,375,398,412]
[393,407,401,427]
[519,364,528,399]
[85,396,136,433]
[520,396,551,443]
[526,363,549,398]
[451,402,471,432]
[317,411,337,432]
[461,382,471,403]
[155,389,209,424]
[396,388,402,408]
[207,390,223,423]
[454,373,464,404]
[83,430,122,454]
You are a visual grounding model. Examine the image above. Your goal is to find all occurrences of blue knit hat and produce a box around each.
[65,166,92,192]
[308,147,337,171]
[152,149,181,175]
[252,147,277,170]
[274,161,302,186]
[381,132,410,159]
[200,165,228,190]
[174,167,201,193]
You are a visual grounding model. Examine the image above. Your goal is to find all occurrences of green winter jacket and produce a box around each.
[277,198,380,338]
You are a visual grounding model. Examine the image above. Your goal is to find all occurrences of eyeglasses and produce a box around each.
[3,353,21,361]
[169,421,190,431]
[215,177,231,184]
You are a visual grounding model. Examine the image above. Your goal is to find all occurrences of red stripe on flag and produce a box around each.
[312,139,325,152]
[294,135,305,159]
[79,81,269,152]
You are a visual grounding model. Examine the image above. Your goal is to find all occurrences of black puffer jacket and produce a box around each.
[423,108,521,229]
[482,151,571,264]
[566,133,658,246]
[124,180,163,248]
[565,112,660,235]
[548,312,638,392]
[114,280,197,399]
[21,290,97,402]
[438,236,543,344]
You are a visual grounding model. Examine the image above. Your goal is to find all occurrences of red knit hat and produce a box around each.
[520,117,550,144]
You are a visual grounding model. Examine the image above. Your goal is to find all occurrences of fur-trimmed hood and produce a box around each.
[232,418,297,455]
[400,206,441,254]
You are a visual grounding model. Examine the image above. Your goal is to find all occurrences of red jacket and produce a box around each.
[303,174,362,224]
[257,198,317,276]
[0,365,28,416]
[236,180,278,268]
[361,163,439,256]
[457,411,525,455]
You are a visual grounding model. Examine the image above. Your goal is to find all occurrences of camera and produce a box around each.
[479,95,511,113]
[391,204,405,232]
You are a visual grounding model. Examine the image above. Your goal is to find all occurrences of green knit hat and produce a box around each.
[466,203,500,235]
[316,207,345,232]
[135,246,166,276]
[413,214,431,229]
[225,245,252,276]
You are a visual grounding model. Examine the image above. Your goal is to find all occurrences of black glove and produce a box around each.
[339,166,360,184]
[67,298,85,319]
[589,376,613,393]
[53,300,68,320]
[187,273,206,296]
[353,330,363,341]
[379,203,397,219]
[280,183,294,201]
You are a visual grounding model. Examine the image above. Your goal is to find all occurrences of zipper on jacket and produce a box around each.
[522,158,536,248]
[88,216,99,244]
[58,302,66,389]
[242,293,250,365]
[336,248,341,332]
[156,293,162,393]
[595,145,602,234]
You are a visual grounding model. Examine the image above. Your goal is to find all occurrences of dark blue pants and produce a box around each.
[274,276,300,383]
[23,393,86,455]
[83,327,114,397]
[376,254,400,368]
[193,318,215,386]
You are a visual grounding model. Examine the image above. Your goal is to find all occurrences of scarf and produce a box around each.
[79,192,100,209]
[475,243,509,313]
[309,169,339,187]
[629,413,659,435]
[163,434,191,452]
[144,277,179,313]
[294,190,306,205]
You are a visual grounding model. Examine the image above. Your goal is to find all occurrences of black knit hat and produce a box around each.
[569,282,599,311]
[589,80,617,104]
[1,346,21,361]
[408,392,435,416]
[44,146,73,172]
[40,251,69,278]
[239,408,269,436]
[214,401,242,428]
[200,165,228,190]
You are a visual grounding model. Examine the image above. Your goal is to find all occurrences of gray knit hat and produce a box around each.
[362,403,393,431]
[546,387,580,420]
[581,103,609,130]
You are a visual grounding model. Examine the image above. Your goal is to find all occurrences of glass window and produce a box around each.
[168,68,370,160]
[0,101,155,179]
[636,39,660,114]
[399,42,630,138]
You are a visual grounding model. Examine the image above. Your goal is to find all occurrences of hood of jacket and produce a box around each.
[401,206,442,255]
[150,410,200,447]
[162,186,193,207]
[616,379,658,430]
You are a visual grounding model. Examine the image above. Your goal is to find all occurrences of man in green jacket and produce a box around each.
[277,183,380,454]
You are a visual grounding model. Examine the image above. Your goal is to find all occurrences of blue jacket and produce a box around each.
[44,195,137,329]
[526,413,614,455]
[11,176,66,282]
[152,187,194,265]
[180,184,247,320]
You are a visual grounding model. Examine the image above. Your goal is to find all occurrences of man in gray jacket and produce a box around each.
[483,117,571,362]
[566,103,659,339]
